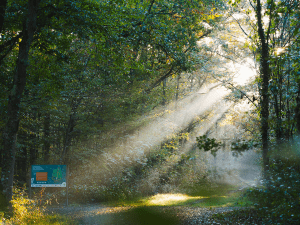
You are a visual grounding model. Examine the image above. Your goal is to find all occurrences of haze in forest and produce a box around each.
[1,1,299,224]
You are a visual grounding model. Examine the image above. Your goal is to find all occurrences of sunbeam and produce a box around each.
[93,84,230,175]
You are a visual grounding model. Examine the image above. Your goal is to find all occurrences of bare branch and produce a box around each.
[232,15,253,41]
[248,0,256,10]
[266,0,274,45]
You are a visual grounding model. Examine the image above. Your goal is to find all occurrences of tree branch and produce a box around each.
[232,15,253,41]
[145,64,178,93]
[0,32,23,57]
[266,0,274,45]
[147,0,155,14]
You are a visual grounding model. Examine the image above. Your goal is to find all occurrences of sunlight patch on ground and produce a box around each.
[146,194,206,206]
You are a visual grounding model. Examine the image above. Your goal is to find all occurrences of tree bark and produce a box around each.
[273,60,283,143]
[29,111,39,166]
[43,113,51,163]
[162,78,167,106]
[15,146,27,184]
[61,113,76,165]
[0,0,40,202]
[175,75,180,109]
[296,82,300,134]
[61,99,81,165]
[0,0,7,35]
[255,0,271,182]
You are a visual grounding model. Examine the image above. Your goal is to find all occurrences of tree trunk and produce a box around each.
[255,0,271,183]
[43,113,51,163]
[29,111,39,166]
[15,146,28,184]
[274,60,283,143]
[0,0,7,35]
[0,0,40,202]
[61,99,80,165]
[286,73,291,140]
[61,114,76,165]
[296,42,300,135]
[175,75,180,109]
[162,78,167,106]
[296,81,300,135]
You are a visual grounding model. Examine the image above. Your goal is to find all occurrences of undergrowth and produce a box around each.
[0,186,75,225]
[213,143,300,224]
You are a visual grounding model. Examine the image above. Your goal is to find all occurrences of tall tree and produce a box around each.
[0,0,104,202]
[1,0,40,202]
[255,0,272,182]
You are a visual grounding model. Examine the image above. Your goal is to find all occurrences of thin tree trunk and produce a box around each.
[15,146,27,184]
[286,72,291,140]
[296,81,300,134]
[274,92,281,140]
[162,78,167,106]
[175,75,180,109]
[274,60,283,143]
[296,42,300,135]
[61,99,80,165]
[43,113,51,163]
[29,111,39,166]
[61,114,76,165]
[0,0,40,202]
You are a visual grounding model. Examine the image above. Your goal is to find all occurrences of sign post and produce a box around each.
[31,165,68,206]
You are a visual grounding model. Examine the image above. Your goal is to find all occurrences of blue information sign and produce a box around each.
[31,165,67,187]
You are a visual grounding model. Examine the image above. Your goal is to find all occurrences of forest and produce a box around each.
[0,0,300,224]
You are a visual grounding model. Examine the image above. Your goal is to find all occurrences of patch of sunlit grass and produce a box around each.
[114,183,252,208]
[192,192,243,208]
[185,183,253,208]
[145,193,206,206]
[116,190,251,209]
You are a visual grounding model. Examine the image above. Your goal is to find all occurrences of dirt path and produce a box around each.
[46,204,239,224]
[46,204,131,225]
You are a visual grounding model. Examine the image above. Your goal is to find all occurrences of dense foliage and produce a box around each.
[0,0,225,205]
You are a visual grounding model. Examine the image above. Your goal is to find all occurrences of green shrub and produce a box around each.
[1,186,75,225]
[245,157,300,224]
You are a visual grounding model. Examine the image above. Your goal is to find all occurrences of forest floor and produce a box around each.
[46,203,243,225]
[44,184,257,224]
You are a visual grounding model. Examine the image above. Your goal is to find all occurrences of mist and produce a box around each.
[72,82,261,199]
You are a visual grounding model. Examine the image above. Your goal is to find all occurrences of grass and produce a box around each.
[112,183,253,208]
[1,183,253,224]
[105,183,253,225]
